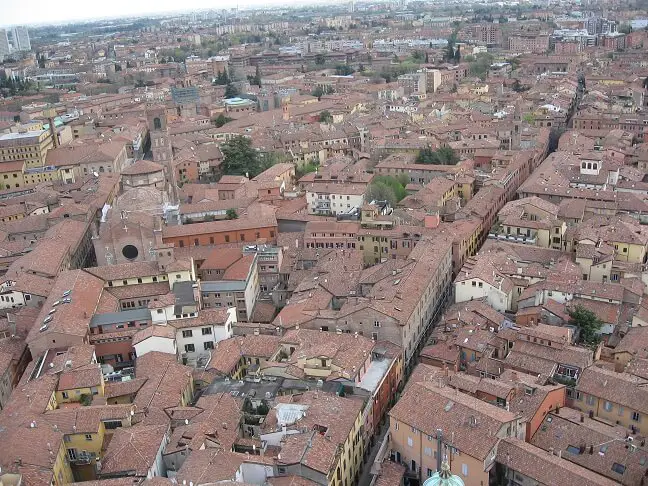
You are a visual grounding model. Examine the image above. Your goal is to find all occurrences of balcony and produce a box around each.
[488,228,537,245]
[314,200,331,210]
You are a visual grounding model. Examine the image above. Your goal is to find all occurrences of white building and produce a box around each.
[0,30,10,61]
[12,27,30,51]
[306,182,367,216]
[454,269,514,312]
[170,307,236,366]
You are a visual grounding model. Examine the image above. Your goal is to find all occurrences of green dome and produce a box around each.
[422,461,465,486]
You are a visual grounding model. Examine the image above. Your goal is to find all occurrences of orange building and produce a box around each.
[162,204,278,248]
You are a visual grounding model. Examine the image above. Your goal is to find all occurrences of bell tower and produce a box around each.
[147,106,172,163]
[146,105,177,202]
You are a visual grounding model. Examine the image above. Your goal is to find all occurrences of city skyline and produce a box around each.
[2,0,350,27]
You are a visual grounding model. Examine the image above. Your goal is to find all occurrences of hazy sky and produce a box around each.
[3,0,314,27]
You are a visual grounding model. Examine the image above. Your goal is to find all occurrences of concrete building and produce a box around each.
[11,27,30,51]
[0,130,53,170]
[198,250,260,322]
[0,30,10,61]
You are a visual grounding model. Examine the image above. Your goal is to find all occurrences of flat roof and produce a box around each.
[0,130,46,141]
[90,308,150,327]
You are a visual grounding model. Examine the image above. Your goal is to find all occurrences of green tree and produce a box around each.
[253,65,262,87]
[315,54,326,65]
[214,113,233,127]
[410,50,425,62]
[213,70,230,85]
[366,175,409,206]
[415,147,459,165]
[568,305,603,345]
[296,162,319,179]
[311,85,334,100]
[335,64,355,76]
[318,110,333,123]
[226,208,238,220]
[468,52,494,80]
[224,83,239,99]
[221,136,263,178]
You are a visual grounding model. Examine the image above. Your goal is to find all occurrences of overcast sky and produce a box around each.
[3,0,325,27]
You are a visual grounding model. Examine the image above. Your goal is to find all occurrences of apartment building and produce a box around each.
[162,204,278,248]
[305,182,367,216]
[491,197,566,250]
[304,221,360,250]
[0,130,53,169]
[508,34,550,53]
[305,237,453,366]
[198,250,260,322]
[573,366,648,435]
[389,373,524,486]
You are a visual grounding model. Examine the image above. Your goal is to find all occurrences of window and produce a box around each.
[204,341,214,350]
[394,422,399,431]
[632,411,641,422]
[225,235,230,243]
[427,468,434,477]
[85,434,93,441]
[184,344,195,353]
[182,330,193,338]
[374,321,380,327]
[566,445,581,455]
[62,391,69,399]
[424,447,432,456]
[202,327,212,335]
[407,436,413,447]
[604,401,613,412]
[461,464,468,477]
[586,395,595,406]
[372,332,378,340]
[612,463,626,475]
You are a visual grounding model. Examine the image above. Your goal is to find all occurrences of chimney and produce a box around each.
[424,211,440,229]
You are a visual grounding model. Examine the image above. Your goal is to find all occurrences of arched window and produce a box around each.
[587,163,592,170]
[153,117,162,130]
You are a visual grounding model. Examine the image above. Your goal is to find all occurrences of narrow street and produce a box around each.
[358,424,389,486]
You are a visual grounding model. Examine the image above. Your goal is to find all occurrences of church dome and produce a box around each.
[422,461,465,486]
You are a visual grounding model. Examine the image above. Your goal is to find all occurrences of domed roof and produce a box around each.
[422,461,465,486]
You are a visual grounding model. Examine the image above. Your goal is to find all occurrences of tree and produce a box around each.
[214,113,233,127]
[226,208,238,220]
[311,85,334,100]
[213,70,230,86]
[224,83,239,99]
[415,147,459,165]
[315,54,326,65]
[296,162,319,179]
[335,64,355,76]
[366,175,409,206]
[318,110,333,123]
[411,50,425,62]
[221,136,264,178]
[253,65,262,87]
[468,52,494,80]
[568,305,603,345]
